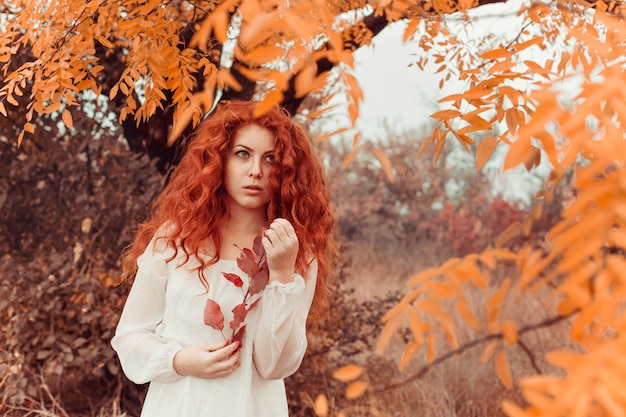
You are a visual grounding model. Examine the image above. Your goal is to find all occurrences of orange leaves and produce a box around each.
[61,110,73,130]
[487,278,511,332]
[501,321,518,345]
[480,47,512,61]
[377,314,404,355]
[168,97,201,146]
[378,249,520,375]
[502,133,538,172]
[370,147,395,183]
[238,45,285,67]
[475,136,497,171]
[345,381,368,399]
[480,340,498,364]
[253,90,284,118]
[333,364,364,382]
[509,337,626,417]
[332,364,369,400]
[294,65,327,98]
[494,351,513,389]
[313,394,329,417]
[399,340,422,370]
[403,19,421,42]
[191,0,239,46]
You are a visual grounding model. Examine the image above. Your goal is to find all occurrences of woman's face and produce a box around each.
[223,124,276,214]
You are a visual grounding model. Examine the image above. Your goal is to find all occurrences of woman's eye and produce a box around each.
[265,155,275,164]
[235,150,249,158]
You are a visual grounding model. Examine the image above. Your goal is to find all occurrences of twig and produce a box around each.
[37,370,70,417]
[517,338,542,374]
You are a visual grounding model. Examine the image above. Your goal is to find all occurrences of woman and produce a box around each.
[112,100,335,417]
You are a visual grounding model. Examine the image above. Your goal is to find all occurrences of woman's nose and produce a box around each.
[248,159,262,178]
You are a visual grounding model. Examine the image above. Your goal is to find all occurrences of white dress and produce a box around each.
[111,232,317,417]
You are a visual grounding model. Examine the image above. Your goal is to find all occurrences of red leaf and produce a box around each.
[253,231,265,258]
[231,324,246,345]
[248,297,261,311]
[203,298,224,331]
[222,272,244,287]
[249,269,269,295]
[230,303,248,331]
[237,248,260,276]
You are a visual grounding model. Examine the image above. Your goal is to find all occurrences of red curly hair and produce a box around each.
[121,100,336,318]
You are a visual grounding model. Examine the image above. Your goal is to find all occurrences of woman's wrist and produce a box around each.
[172,348,187,376]
[269,271,295,284]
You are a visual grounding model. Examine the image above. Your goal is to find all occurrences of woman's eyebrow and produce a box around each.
[233,144,252,150]
[234,144,274,154]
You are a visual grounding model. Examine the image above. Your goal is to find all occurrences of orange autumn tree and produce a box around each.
[2,0,626,416]
[2,0,510,165]
[337,4,626,417]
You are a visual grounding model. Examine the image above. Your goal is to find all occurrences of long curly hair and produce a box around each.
[121,100,336,318]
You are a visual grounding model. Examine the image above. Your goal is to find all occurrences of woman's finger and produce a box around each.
[202,340,229,352]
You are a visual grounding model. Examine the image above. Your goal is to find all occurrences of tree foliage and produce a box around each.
[1,0,528,164]
[3,0,626,416]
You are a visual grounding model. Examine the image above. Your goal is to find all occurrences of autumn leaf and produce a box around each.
[313,394,329,417]
[222,272,244,288]
[253,90,283,118]
[247,297,261,312]
[313,127,349,142]
[347,101,359,126]
[230,303,248,331]
[241,45,284,66]
[480,47,511,60]
[495,351,513,389]
[231,324,246,345]
[333,364,363,382]
[253,231,265,258]
[495,222,522,247]
[249,269,269,296]
[62,110,74,129]
[403,19,420,41]
[399,341,421,370]
[203,298,225,331]
[345,381,368,399]
[371,147,395,183]
[341,145,362,170]
[476,136,497,171]
[480,340,498,364]
[501,321,518,345]
[237,248,260,277]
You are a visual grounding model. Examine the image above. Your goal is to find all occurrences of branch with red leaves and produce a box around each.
[203,232,269,345]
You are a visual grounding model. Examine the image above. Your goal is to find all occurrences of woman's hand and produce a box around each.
[173,341,240,379]
[262,218,299,283]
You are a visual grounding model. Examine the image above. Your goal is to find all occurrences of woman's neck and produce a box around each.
[217,207,268,260]
[222,206,268,235]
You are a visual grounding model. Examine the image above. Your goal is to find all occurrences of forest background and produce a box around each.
[2,0,626,416]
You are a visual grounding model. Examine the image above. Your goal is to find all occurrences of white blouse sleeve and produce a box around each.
[252,259,317,380]
[111,234,184,385]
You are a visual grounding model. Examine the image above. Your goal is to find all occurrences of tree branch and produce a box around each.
[375,311,576,392]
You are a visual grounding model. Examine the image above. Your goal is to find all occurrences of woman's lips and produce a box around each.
[244,185,263,194]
